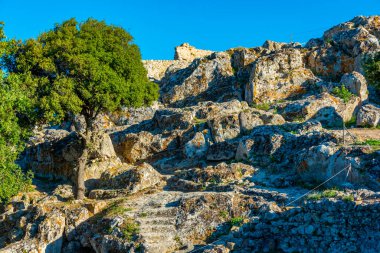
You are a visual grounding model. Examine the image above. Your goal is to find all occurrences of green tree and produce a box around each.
[364,52,380,90]
[0,22,33,202]
[6,18,159,199]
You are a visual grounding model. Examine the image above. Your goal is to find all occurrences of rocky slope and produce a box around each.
[1,16,380,253]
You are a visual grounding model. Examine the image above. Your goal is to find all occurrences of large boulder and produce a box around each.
[245,49,317,104]
[112,130,180,163]
[21,130,117,182]
[239,110,264,134]
[97,163,164,193]
[154,108,194,131]
[340,71,368,101]
[208,113,241,143]
[184,131,210,159]
[280,93,360,127]
[356,103,380,127]
[112,131,155,163]
[296,143,370,187]
[160,52,237,106]
[207,141,238,161]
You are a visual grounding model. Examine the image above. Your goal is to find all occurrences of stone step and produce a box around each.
[139,224,176,233]
[141,207,178,217]
[143,241,178,253]
[139,217,177,225]
[142,232,177,242]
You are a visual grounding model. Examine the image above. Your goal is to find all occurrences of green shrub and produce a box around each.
[120,219,140,241]
[363,52,380,90]
[342,195,354,202]
[307,193,322,200]
[364,139,380,146]
[229,217,244,226]
[219,210,229,219]
[332,85,353,103]
[0,164,33,202]
[345,115,357,128]
[252,102,271,111]
[322,189,338,198]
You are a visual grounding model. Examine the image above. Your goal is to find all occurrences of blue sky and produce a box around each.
[1,0,379,59]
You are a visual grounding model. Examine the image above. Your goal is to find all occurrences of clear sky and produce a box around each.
[1,0,379,59]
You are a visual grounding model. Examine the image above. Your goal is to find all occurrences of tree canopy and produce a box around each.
[9,18,158,124]
[0,23,33,202]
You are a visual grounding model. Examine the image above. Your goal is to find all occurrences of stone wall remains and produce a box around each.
[232,199,380,252]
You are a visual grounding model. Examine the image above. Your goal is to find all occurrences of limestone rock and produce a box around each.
[21,130,117,182]
[142,60,176,81]
[305,16,380,78]
[207,142,238,161]
[239,110,264,134]
[161,52,237,106]
[262,40,301,51]
[296,143,370,187]
[208,113,241,143]
[98,163,164,193]
[356,103,380,127]
[340,71,368,101]
[154,108,194,131]
[246,49,317,104]
[112,131,154,163]
[184,131,210,159]
[280,93,360,127]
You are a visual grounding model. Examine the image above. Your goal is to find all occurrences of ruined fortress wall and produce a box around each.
[143,43,214,82]
[142,60,176,81]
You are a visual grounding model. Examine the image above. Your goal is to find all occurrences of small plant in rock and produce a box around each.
[106,201,132,217]
[229,217,244,226]
[307,192,322,200]
[120,219,140,241]
[252,102,271,111]
[342,194,354,202]
[139,212,148,218]
[355,139,380,150]
[322,189,338,198]
[345,115,357,128]
[193,117,208,125]
[219,210,229,219]
[332,85,353,103]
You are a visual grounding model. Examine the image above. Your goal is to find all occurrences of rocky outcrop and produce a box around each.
[305,16,380,78]
[96,162,164,193]
[245,49,317,104]
[161,52,237,106]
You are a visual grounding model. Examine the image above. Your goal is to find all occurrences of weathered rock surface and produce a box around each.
[246,49,317,104]
[211,199,380,253]
[161,52,237,106]
[356,103,380,127]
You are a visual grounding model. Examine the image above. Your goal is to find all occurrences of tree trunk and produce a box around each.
[76,144,88,200]
[74,115,97,200]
